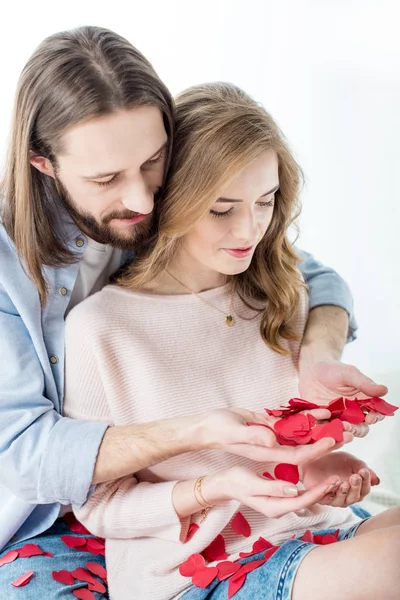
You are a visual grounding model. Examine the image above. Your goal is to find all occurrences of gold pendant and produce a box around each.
[225,315,235,326]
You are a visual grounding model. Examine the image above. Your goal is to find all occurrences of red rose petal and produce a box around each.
[42,552,54,558]
[86,562,107,582]
[231,512,251,537]
[52,569,75,585]
[362,397,398,416]
[73,589,97,600]
[82,543,105,556]
[313,529,340,545]
[340,400,365,424]
[265,409,285,417]
[11,570,34,587]
[307,414,317,428]
[275,434,298,447]
[179,553,206,577]
[288,398,320,409]
[239,536,274,558]
[274,463,300,485]
[263,545,279,560]
[86,538,105,552]
[192,566,218,588]
[0,550,19,567]
[228,573,246,598]
[17,543,44,558]
[71,567,98,586]
[275,414,312,439]
[262,472,275,480]
[202,534,228,562]
[217,561,241,581]
[301,530,314,543]
[61,536,87,549]
[64,513,92,535]
[311,419,344,443]
[328,397,346,415]
[88,579,107,593]
[231,557,266,580]
[186,523,199,542]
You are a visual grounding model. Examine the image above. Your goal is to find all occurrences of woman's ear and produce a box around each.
[29,149,56,178]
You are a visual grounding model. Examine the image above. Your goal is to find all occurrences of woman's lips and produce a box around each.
[223,246,254,258]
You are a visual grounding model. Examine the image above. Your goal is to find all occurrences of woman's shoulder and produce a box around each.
[65,285,124,330]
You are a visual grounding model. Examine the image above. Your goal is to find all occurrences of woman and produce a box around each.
[64,83,399,600]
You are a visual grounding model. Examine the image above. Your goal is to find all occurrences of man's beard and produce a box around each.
[56,178,158,250]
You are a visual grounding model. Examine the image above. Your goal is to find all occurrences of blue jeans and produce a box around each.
[181,519,368,600]
[0,518,108,599]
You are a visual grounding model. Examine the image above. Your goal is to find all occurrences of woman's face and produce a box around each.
[182,149,279,278]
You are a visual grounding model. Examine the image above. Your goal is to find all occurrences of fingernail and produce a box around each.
[359,469,368,477]
[350,476,360,485]
[283,486,298,496]
[375,477,381,485]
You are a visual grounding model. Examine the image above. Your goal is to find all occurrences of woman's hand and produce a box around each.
[196,407,353,466]
[302,451,379,507]
[202,466,342,519]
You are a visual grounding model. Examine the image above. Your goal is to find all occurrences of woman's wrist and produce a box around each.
[201,472,230,505]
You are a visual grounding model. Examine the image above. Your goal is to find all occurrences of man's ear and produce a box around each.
[29,150,56,178]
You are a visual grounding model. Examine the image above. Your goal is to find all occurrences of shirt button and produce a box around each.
[50,355,59,365]
[59,287,68,297]
[75,238,85,248]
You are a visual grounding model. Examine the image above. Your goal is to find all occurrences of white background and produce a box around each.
[1,0,399,379]
[0,0,399,509]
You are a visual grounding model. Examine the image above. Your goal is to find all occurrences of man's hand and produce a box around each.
[302,451,379,506]
[298,360,388,428]
[196,407,352,466]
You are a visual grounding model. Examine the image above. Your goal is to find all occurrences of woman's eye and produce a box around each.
[144,150,164,167]
[95,175,118,188]
[209,207,234,218]
[257,199,274,207]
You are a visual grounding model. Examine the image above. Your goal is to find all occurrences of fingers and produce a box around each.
[242,423,277,448]
[342,364,388,398]
[349,422,370,438]
[272,437,336,465]
[263,477,342,517]
[358,469,372,498]
[364,411,385,425]
[303,408,332,421]
[328,470,371,507]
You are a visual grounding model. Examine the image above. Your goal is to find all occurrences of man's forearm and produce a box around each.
[92,414,205,484]
[299,305,349,373]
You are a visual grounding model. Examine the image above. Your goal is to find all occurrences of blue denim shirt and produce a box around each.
[0,212,357,551]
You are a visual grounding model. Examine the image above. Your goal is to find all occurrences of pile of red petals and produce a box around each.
[261,396,398,447]
[0,513,107,595]
[181,510,343,597]
[52,563,108,598]
[0,543,54,588]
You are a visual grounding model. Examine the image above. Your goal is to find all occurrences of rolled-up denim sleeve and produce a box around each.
[296,248,358,342]
[0,292,108,507]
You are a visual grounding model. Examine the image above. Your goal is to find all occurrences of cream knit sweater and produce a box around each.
[63,283,358,600]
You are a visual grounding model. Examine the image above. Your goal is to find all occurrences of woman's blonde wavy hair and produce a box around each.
[118,82,305,354]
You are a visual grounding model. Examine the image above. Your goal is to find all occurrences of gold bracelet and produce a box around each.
[194,476,213,510]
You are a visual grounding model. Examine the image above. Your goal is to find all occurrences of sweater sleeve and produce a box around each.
[63,297,190,543]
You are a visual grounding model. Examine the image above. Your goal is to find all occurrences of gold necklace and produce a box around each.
[165,270,235,326]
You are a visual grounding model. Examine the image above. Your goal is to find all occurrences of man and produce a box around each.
[0,26,386,597]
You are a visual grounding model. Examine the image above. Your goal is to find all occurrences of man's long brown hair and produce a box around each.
[118,83,305,354]
[0,26,174,302]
